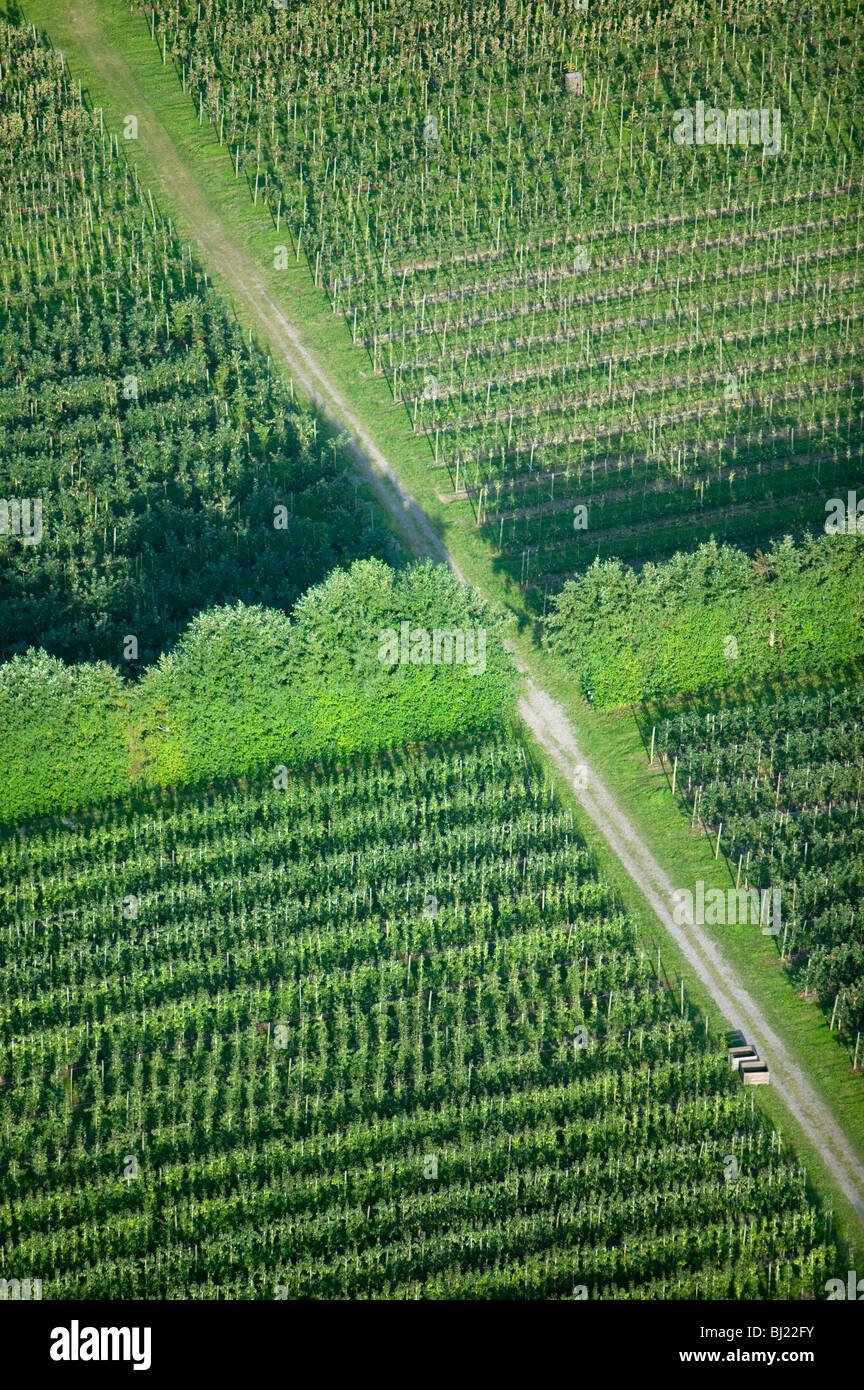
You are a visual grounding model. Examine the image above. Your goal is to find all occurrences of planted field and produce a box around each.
[1,0,862,1316]
[0,21,390,668]
[143,0,864,605]
[656,682,864,1063]
[0,738,840,1297]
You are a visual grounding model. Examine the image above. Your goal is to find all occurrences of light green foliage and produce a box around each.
[545,535,864,706]
[139,558,511,784]
[288,558,511,757]
[1,560,513,821]
[0,652,130,823]
[136,602,297,786]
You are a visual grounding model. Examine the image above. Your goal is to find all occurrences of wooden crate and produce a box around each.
[741,1061,771,1085]
[728,1045,757,1070]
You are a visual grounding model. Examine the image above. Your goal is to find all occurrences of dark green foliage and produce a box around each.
[0,27,391,669]
[545,535,864,707]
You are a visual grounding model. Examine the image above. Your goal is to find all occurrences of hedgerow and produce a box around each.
[1,560,513,825]
[544,534,864,706]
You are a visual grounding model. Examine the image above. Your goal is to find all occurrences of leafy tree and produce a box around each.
[0,650,129,822]
[139,559,513,786]
[0,559,514,821]
[545,535,864,707]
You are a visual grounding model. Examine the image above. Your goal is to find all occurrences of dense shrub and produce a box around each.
[285,558,512,760]
[544,535,864,707]
[1,560,513,821]
[139,559,511,784]
[134,602,297,786]
[0,652,130,823]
